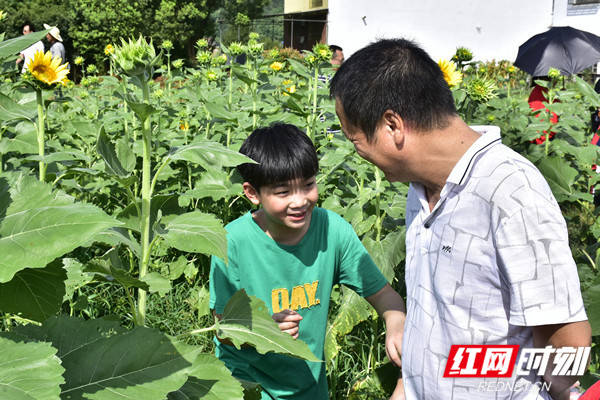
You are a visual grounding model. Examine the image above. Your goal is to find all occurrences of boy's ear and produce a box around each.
[242,182,261,205]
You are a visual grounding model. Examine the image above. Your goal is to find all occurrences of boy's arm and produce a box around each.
[365,283,406,367]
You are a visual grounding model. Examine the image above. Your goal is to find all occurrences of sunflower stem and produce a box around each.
[137,80,152,326]
[35,88,46,181]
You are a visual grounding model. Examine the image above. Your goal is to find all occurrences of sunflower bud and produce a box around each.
[172,59,184,69]
[161,40,173,51]
[211,54,227,66]
[547,67,561,79]
[74,56,84,66]
[269,48,280,59]
[0,10,5,21]
[196,38,209,50]
[247,41,264,58]
[196,50,212,66]
[86,64,98,75]
[228,42,245,57]
[313,43,332,63]
[112,36,162,81]
[466,77,497,102]
[452,47,473,63]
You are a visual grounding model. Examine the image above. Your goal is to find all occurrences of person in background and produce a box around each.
[528,76,559,145]
[329,44,344,66]
[16,22,44,73]
[44,24,66,65]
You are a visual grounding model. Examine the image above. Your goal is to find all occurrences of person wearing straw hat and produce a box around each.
[44,24,66,65]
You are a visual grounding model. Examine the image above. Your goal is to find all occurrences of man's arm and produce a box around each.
[365,283,406,367]
[532,320,591,400]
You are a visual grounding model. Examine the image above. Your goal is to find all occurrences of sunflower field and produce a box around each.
[1,26,600,399]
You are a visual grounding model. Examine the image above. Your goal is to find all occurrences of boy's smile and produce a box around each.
[243,176,319,245]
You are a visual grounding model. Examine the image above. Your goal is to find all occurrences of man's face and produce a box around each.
[331,50,344,66]
[23,25,32,35]
[335,99,403,182]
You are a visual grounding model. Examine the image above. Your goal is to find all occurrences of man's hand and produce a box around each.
[365,284,406,367]
[389,377,405,400]
[272,309,303,339]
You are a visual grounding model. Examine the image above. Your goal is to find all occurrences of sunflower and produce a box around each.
[270,61,284,72]
[438,59,462,88]
[27,50,69,86]
[104,44,115,56]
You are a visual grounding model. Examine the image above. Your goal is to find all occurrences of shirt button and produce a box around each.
[420,247,427,255]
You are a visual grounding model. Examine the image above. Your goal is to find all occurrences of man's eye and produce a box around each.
[275,191,288,195]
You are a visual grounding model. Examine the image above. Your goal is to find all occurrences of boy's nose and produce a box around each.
[289,193,308,208]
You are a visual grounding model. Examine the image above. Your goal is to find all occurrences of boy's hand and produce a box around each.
[272,309,303,339]
[365,284,406,367]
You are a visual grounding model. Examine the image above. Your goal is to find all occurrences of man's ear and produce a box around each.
[242,182,261,205]
[382,109,405,148]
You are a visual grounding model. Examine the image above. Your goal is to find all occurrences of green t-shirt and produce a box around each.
[209,207,387,400]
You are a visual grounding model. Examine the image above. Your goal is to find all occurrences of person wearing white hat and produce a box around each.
[44,24,66,66]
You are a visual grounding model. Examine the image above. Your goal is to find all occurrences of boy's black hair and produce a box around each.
[330,38,457,141]
[22,22,35,32]
[237,124,318,192]
[329,44,343,53]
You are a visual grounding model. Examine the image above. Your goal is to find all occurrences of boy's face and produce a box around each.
[244,176,319,233]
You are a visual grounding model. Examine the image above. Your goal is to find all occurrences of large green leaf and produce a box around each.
[583,277,600,336]
[0,259,66,322]
[0,30,49,60]
[15,316,202,400]
[62,258,94,302]
[331,288,374,337]
[168,140,255,170]
[0,173,122,283]
[96,127,132,178]
[217,290,320,362]
[167,354,243,400]
[180,168,242,202]
[574,76,600,108]
[158,211,227,260]
[536,157,578,201]
[2,121,37,154]
[0,93,37,122]
[363,229,406,282]
[0,335,64,400]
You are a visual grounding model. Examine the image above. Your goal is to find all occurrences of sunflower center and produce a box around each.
[32,65,58,82]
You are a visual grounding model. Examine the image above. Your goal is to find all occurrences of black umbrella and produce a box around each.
[514,26,600,76]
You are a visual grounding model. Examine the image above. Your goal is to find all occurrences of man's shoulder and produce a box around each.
[471,144,557,214]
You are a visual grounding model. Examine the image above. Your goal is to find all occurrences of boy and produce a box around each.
[209,123,405,399]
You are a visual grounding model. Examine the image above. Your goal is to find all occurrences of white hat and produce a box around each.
[43,24,63,42]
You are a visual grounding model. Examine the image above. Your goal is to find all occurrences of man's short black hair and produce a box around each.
[237,124,318,192]
[329,44,343,53]
[330,38,457,141]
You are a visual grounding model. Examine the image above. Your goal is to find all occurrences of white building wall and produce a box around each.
[552,0,600,36]
[327,0,554,62]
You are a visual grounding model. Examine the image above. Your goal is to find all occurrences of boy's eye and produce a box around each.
[275,190,288,195]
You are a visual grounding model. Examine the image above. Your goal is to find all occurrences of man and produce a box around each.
[330,38,591,400]
[329,44,344,66]
[44,24,66,63]
[16,23,44,73]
